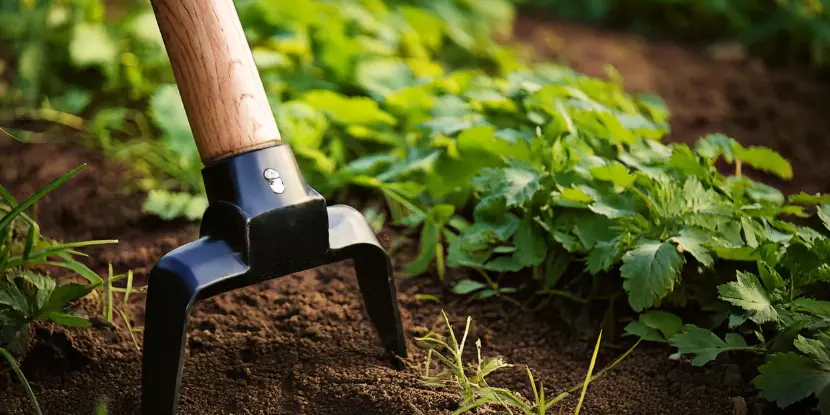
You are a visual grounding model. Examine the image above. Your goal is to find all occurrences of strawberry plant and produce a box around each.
[0,165,141,413]
[4,0,830,412]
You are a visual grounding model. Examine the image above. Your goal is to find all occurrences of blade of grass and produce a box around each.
[115,307,140,353]
[0,164,85,232]
[123,270,134,304]
[6,239,118,267]
[574,331,602,415]
[0,347,42,415]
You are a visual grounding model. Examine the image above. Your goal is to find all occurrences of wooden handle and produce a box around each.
[151,0,281,163]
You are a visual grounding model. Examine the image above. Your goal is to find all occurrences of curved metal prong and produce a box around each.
[142,238,247,415]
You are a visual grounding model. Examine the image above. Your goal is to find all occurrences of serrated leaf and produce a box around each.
[0,279,28,315]
[25,273,55,312]
[818,205,830,233]
[586,238,621,274]
[718,271,779,324]
[670,228,713,267]
[620,240,685,312]
[669,325,749,366]
[735,146,793,180]
[794,335,830,366]
[695,134,737,163]
[754,353,830,409]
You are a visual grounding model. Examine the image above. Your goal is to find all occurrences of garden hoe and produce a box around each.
[141,0,407,413]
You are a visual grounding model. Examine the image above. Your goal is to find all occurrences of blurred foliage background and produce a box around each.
[519,0,830,68]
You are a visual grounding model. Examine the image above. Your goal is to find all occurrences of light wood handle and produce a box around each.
[151,0,281,163]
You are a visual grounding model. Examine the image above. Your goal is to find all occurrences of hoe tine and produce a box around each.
[142,238,247,415]
[327,205,407,358]
[353,246,407,357]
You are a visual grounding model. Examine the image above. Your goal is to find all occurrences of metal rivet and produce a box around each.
[263,168,285,194]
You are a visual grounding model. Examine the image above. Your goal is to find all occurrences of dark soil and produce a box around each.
[2,18,829,415]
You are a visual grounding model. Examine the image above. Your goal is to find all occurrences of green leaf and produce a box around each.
[670,228,713,267]
[143,190,207,221]
[792,299,830,319]
[585,238,621,274]
[559,187,592,203]
[0,279,28,315]
[42,284,95,314]
[639,310,683,340]
[818,205,830,233]
[794,335,830,366]
[473,164,543,209]
[70,23,117,67]
[624,321,663,342]
[277,101,329,150]
[789,193,830,206]
[513,220,546,266]
[484,255,525,272]
[25,273,55,312]
[755,353,830,409]
[453,280,487,295]
[590,163,635,189]
[669,325,749,366]
[149,85,198,160]
[717,271,779,324]
[695,134,737,163]
[669,144,707,178]
[620,240,685,312]
[42,311,90,327]
[735,146,793,180]
[356,58,414,98]
[303,90,396,126]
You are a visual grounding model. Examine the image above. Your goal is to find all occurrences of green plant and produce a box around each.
[416,310,639,414]
[0,165,140,412]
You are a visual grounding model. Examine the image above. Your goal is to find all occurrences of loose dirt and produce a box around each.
[2,17,829,415]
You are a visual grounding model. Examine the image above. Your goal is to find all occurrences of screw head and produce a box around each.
[263,168,280,180]
[263,168,285,194]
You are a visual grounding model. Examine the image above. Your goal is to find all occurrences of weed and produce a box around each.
[0,165,141,411]
[416,310,639,414]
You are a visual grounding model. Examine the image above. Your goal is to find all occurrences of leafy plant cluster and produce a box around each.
[5,0,830,412]
[416,310,639,414]
[517,0,830,68]
[0,166,143,415]
[0,0,518,220]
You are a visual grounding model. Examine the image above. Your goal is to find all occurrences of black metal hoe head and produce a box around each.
[143,1,406,414]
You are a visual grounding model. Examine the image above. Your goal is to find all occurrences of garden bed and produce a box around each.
[2,17,830,415]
